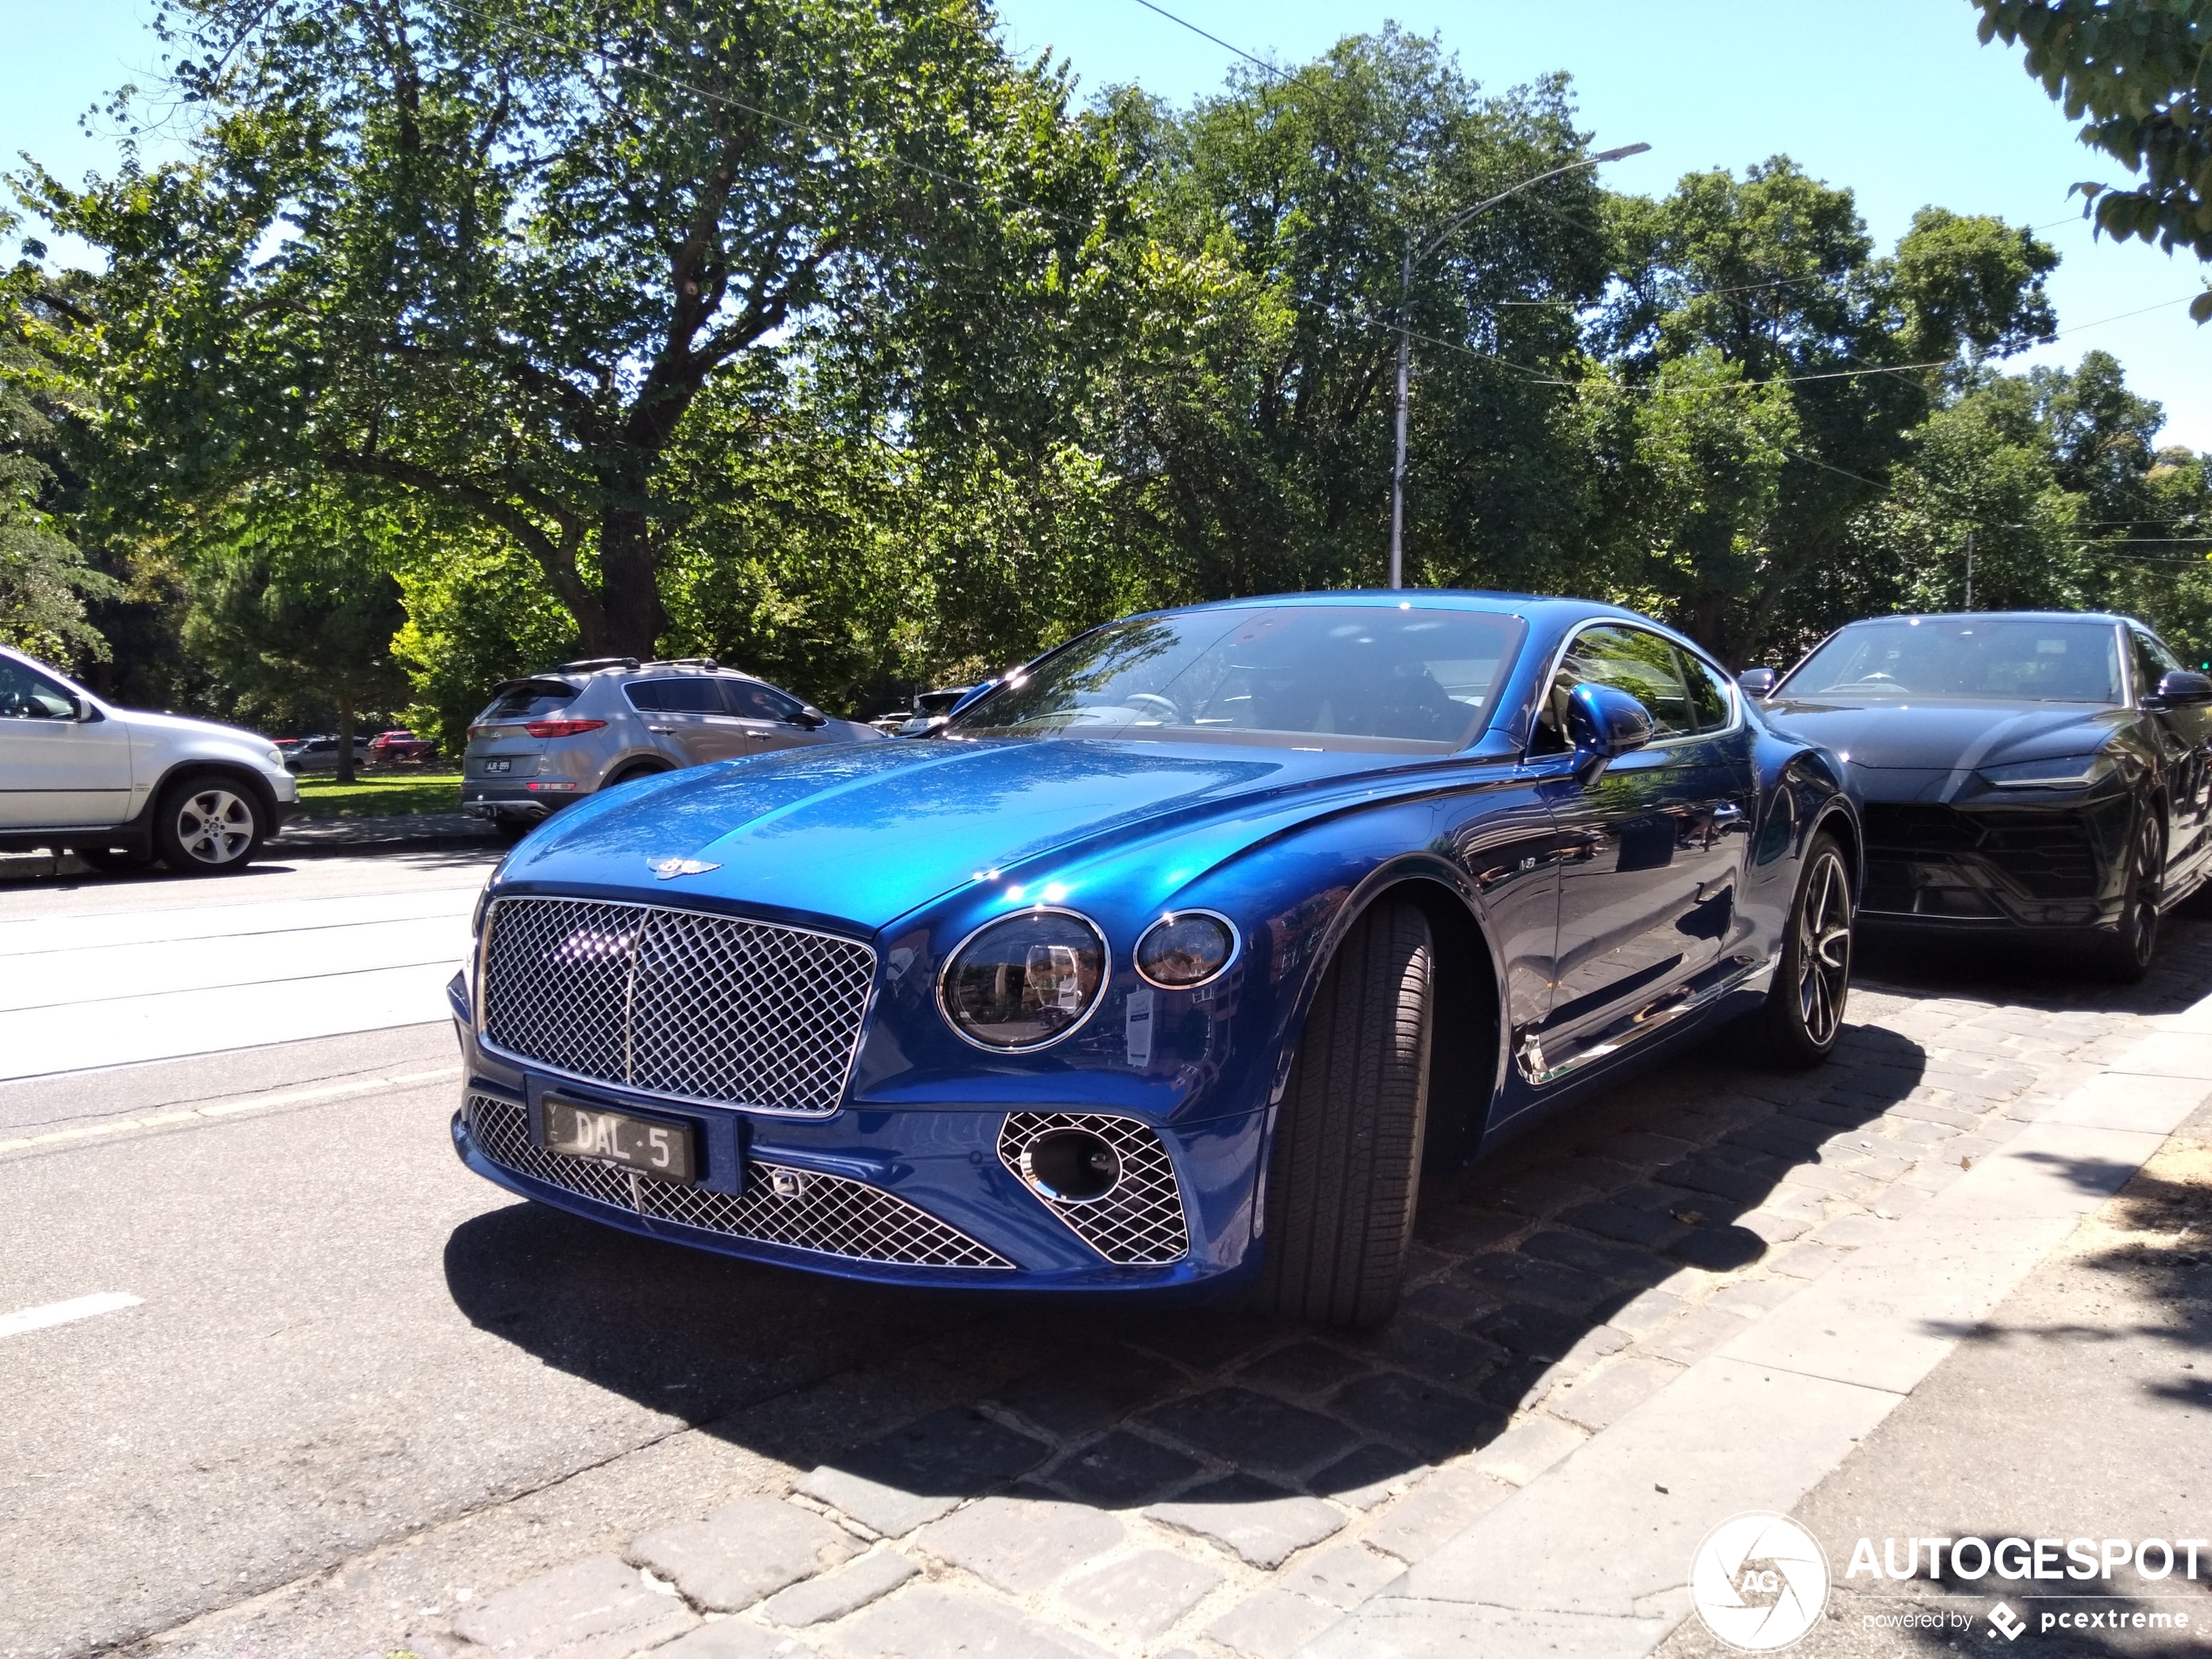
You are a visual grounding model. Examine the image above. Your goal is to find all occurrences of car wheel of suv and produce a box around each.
[154,773,264,874]
[608,760,672,787]
[2084,804,2163,983]
[1251,898,1433,1329]
[1763,831,1853,1067]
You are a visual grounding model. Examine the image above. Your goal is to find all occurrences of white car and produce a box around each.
[0,643,299,874]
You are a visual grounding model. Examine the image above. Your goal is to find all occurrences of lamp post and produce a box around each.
[1388,141,1650,590]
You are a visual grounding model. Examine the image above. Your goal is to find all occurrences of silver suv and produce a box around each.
[0,642,299,874]
[462,657,883,840]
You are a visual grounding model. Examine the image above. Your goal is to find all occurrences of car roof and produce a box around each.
[1836,610,2137,626]
[1131,588,1653,628]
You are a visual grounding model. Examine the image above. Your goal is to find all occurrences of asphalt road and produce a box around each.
[1,853,2206,1659]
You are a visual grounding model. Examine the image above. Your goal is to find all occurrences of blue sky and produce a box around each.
[11,0,2212,448]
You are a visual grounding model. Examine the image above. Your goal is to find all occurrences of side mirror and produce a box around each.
[2154,670,2212,706]
[1737,667,1777,698]
[1565,682,1655,780]
[792,706,826,729]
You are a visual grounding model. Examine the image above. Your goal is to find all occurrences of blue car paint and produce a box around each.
[450,590,1858,1297]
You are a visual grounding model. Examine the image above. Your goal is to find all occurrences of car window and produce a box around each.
[481,680,580,720]
[723,679,806,721]
[1784,618,2124,704]
[2133,631,2186,699]
[1534,624,1696,751]
[948,604,1521,752]
[1679,648,1735,732]
[629,678,722,714]
[0,657,77,719]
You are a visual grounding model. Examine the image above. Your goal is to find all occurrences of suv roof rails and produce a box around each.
[642,656,722,671]
[549,656,641,673]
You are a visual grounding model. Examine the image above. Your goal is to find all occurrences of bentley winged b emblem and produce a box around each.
[649,856,720,880]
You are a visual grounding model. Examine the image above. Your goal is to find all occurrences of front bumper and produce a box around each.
[445,981,1266,1295]
[1858,797,2129,931]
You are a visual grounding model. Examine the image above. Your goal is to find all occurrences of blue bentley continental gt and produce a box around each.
[448,592,1860,1325]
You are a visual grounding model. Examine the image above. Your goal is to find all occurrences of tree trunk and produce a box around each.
[594,500,667,660]
[334,694,357,785]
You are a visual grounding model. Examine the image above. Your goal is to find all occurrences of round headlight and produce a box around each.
[940,909,1108,1050]
[1135,910,1238,988]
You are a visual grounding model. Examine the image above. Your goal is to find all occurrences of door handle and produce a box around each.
[648,725,676,733]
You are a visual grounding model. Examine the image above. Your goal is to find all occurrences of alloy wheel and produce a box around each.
[1794,849,1852,1048]
[175,788,255,865]
[2120,809,2164,968]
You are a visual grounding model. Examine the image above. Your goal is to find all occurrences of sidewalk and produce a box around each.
[273,809,497,853]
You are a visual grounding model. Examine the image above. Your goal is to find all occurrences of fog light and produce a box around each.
[1019,1128,1121,1202]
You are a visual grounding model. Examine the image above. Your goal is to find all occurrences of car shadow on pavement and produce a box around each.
[442,1011,1944,1535]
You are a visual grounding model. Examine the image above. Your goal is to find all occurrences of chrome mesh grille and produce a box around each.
[481,896,875,1114]
[466,1095,1011,1270]
[998,1112,1190,1264]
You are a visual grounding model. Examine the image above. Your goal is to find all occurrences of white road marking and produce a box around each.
[0,1291,143,1340]
[0,1063,462,1157]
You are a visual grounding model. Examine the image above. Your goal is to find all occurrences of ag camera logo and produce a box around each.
[1691,1512,1831,1651]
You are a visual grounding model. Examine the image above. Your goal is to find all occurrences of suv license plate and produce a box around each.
[482,758,512,774]
[541,1099,698,1184]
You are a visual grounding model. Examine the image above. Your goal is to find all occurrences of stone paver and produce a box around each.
[758,1552,917,1628]
[1205,1588,1339,1659]
[449,1553,698,1658]
[796,1409,1050,1537]
[916,1493,1123,1594]
[1057,1550,1224,1641]
[631,1496,861,1612]
[1144,1476,1345,1568]
[823,1584,1111,1659]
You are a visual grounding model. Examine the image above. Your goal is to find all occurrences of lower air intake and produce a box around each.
[466,1095,1012,1270]
[998,1111,1190,1264]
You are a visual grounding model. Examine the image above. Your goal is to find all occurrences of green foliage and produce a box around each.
[1973,0,2212,314]
[180,477,411,776]
[390,529,577,754]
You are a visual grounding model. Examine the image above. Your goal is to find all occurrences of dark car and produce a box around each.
[448,591,1859,1326]
[1750,610,2212,979]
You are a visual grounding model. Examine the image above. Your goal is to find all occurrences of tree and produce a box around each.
[20,0,1123,659]
[1595,163,2059,661]
[1972,0,2212,314]
[182,479,409,779]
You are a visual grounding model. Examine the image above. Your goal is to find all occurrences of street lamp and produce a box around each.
[1388,141,1651,590]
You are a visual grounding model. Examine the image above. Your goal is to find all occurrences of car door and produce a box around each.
[2132,627,2212,887]
[0,656,132,828]
[626,677,753,765]
[722,678,826,753]
[1526,624,1752,1063]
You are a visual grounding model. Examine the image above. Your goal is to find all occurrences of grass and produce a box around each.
[293,771,464,819]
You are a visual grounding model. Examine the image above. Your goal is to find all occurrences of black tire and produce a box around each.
[608,761,672,788]
[2082,803,2163,983]
[1763,831,1853,1067]
[1252,899,1434,1328]
[152,772,265,874]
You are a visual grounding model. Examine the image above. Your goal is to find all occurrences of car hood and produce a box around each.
[1762,698,2129,772]
[500,738,1425,931]
[109,705,274,752]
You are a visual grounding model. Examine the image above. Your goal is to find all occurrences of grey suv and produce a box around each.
[462,658,882,840]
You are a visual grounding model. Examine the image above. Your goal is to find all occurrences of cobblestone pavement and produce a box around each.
[173,927,2212,1659]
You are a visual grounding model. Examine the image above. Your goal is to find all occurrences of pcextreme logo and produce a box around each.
[1690,1512,1833,1652]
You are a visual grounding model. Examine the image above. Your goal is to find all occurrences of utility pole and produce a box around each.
[1965,529,1974,610]
[1388,141,1649,590]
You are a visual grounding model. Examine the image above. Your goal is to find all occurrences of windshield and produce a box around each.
[947,605,1524,752]
[1783,617,2124,705]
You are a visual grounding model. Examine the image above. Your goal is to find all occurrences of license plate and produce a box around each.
[482,758,512,774]
[541,1098,698,1184]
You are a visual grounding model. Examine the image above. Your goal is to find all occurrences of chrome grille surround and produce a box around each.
[479,895,876,1115]
[465,1094,1012,1270]
[997,1111,1190,1265]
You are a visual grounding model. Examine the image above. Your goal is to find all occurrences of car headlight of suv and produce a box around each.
[940,908,1107,1050]
[263,745,286,768]
[1979,752,2119,791]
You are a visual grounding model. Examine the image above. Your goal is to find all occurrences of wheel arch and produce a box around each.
[139,758,282,836]
[1274,854,1509,1175]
